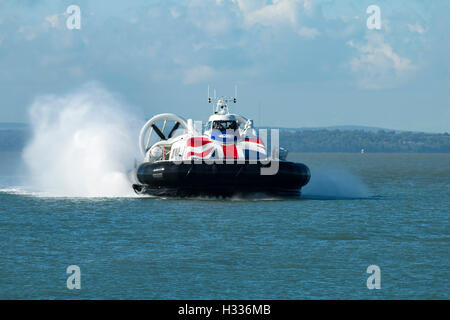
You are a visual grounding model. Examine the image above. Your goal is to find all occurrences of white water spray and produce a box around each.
[22,84,140,197]
[302,169,369,199]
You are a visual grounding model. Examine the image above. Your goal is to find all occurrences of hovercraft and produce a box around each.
[132,92,310,197]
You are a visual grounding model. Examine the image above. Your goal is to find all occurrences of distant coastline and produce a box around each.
[1,123,449,153]
[278,129,449,153]
[0,123,29,152]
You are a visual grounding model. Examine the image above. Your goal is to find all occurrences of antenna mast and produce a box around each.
[206,86,238,114]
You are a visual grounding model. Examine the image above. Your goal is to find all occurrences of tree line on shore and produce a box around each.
[279,129,450,153]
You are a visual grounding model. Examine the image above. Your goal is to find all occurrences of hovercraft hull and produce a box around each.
[133,160,310,198]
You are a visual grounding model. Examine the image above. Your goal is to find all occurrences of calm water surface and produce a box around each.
[0,152,448,299]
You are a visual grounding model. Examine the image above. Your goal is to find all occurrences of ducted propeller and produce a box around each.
[168,122,181,138]
[151,124,166,141]
[139,113,188,157]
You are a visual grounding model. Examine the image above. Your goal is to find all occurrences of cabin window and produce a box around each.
[212,121,238,131]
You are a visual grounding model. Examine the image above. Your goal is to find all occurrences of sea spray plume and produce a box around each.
[23,84,140,197]
[301,169,369,199]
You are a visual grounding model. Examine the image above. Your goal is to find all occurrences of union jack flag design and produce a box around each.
[185,137,215,159]
[185,136,266,160]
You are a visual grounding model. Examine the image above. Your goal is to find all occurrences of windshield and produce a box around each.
[212,120,238,131]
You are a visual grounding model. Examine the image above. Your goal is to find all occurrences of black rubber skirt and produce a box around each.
[133,160,310,197]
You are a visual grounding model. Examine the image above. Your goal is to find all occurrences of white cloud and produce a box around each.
[170,7,181,19]
[182,65,217,84]
[348,34,415,89]
[297,26,319,39]
[19,12,66,41]
[45,14,60,28]
[234,0,318,38]
[17,25,38,41]
[232,0,266,13]
[407,23,425,34]
[243,0,299,27]
[186,0,233,36]
[45,12,71,29]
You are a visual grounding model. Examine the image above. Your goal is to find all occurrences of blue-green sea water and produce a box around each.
[0,152,448,299]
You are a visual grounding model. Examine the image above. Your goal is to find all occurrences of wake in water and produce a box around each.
[21,83,141,197]
[301,169,370,200]
[179,170,370,202]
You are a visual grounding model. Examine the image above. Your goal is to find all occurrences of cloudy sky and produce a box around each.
[0,0,449,132]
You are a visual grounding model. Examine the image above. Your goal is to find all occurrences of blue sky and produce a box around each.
[0,0,449,132]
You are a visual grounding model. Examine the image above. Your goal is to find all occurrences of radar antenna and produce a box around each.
[207,85,238,115]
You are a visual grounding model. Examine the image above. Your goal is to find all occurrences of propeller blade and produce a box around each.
[168,122,181,138]
[151,124,166,140]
